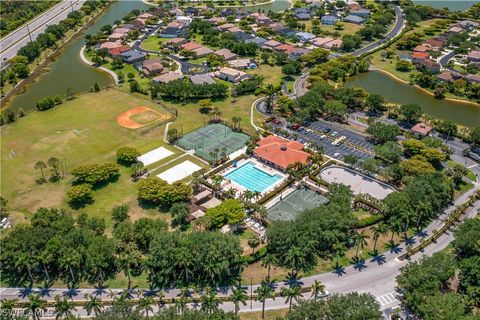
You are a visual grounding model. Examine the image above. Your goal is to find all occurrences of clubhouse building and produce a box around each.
[253,135,310,171]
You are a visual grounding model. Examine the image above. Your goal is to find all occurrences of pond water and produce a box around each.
[412,1,476,11]
[3,0,149,113]
[345,70,480,128]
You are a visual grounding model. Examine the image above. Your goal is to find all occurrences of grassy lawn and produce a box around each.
[247,64,284,87]
[240,309,289,320]
[454,181,475,199]
[445,160,477,182]
[0,88,182,227]
[139,35,171,52]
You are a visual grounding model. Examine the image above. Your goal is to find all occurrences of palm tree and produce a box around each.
[401,210,416,239]
[220,146,228,160]
[47,157,61,177]
[261,254,278,281]
[34,161,47,181]
[1,298,18,315]
[84,294,102,317]
[16,253,36,284]
[311,280,326,301]
[353,231,369,260]
[53,296,75,319]
[230,285,247,316]
[388,217,403,244]
[263,84,279,113]
[176,247,192,284]
[157,290,166,309]
[253,191,261,201]
[37,250,52,286]
[333,242,347,267]
[371,223,388,254]
[280,285,302,311]
[59,249,80,287]
[25,294,47,320]
[255,279,275,319]
[200,288,220,314]
[138,296,154,317]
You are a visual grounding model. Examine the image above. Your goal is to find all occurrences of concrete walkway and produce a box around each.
[79,46,119,84]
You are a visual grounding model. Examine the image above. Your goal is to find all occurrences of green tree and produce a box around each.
[116,147,140,166]
[138,296,154,317]
[53,296,75,320]
[353,231,369,260]
[374,141,402,163]
[365,94,385,114]
[247,234,261,254]
[200,288,220,314]
[84,294,102,317]
[261,254,278,281]
[66,183,93,207]
[34,160,47,182]
[205,199,245,229]
[399,103,422,123]
[25,294,47,320]
[230,285,248,316]
[255,279,275,319]
[367,122,400,144]
[281,285,302,311]
[310,280,326,301]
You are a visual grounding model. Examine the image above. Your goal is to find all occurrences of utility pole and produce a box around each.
[250,276,253,309]
[70,0,74,12]
[26,23,33,42]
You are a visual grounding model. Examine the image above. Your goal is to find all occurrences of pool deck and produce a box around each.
[219,158,287,197]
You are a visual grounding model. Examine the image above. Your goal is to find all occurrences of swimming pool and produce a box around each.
[224,161,283,192]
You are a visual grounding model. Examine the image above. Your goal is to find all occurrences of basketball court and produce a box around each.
[267,186,329,222]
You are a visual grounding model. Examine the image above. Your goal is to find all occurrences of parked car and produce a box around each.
[333,152,340,158]
[324,128,332,133]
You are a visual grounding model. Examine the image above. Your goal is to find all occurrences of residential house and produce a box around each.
[343,15,364,24]
[413,44,431,53]
[280,29,298,37]
[169,8,184,17]
[323,39,343,49]
[121,50,146,64]
[165,37,187,48]
[275,44,296,54]
[228,58,257,69]
[312,36,334,47]
[295,32,316,42]
[160,21,186,38]
[108,45,131,58]
[411,122,433,137]
[180,41,203,51]
[457,20,479,30]
[245,37,267,46]
[176,16,193,26]
[467,50,480,63]
[350,8,371,17]
[152,73,183,84]
[192,46,214,57]
[423,38,445,51]
[448,26,463,34]
[215,48,238,61]
[436,70,464,83]
[112,27,130,36]
[184,7,198,16]
[253,135,310,171]
[235,31,255,42]
[411,51,429,62]
[416,59,440,73]
[228,26,243,33]
[99,41,122,50]
[321,15,338,25]
[466,74,480,83]
[132,18,147,29]
[216,67,249,83]
[108,33,125,42]
[269,22,286,32]
[296,13,311,20]
[141,58,167,77]
[290,47,311,59]
[263,39,282,49]
[208,17,226,25]
[217,23,236,32]
[190,74,216,85]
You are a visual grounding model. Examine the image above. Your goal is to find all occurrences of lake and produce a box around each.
[3,0,149,113]
[345,70,480,128]
[412,1,477,11]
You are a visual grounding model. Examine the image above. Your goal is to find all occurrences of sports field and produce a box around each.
[267,186,329,221]
[176,123,250,162]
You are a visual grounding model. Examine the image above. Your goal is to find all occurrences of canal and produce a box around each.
[3,0,149,113]
[345,70,480,128]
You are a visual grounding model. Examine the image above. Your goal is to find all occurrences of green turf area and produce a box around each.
[176,123,250,161]
[267,186,329,221]
[140,35,172,51]
[445,160,477,182]
[0,89,181,226]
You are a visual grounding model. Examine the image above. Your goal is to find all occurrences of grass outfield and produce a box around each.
[0,88,182,227]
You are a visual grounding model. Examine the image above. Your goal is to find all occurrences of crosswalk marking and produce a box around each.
[376,292,399,306]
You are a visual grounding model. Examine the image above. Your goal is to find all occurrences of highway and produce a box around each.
[0,0,86,66]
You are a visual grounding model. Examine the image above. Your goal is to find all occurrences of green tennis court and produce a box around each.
[267,186,329,221]
[176,123,250,162]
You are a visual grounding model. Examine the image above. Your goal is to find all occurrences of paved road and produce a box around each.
[0,0,86,66]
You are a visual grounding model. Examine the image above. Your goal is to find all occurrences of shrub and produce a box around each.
[116,147,140,166]
[67,183,93,207]
[71,163,120,186]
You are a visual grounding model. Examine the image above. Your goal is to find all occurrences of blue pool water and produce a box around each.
[225,162,282,192]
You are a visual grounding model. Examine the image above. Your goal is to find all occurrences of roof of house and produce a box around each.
[412,52,429,60]
[296,13,311,19]
[218,23,236,30]
[228,58,253,68]
[295,32,316,40]
[351,8,371,15]
[166,37,186,44]
[192,189,211,203]
[344,15,364,23]
[263,39,282,47]
[448,26,463,33]
[201,197,222,209]
[419,59,439,69]
[219,67,247,77]
[235,32,255,41]
[245,37,267,45]
[181,41,203,51]
[323,39,343,48]
[190,74,216,85]
[411,123,432,135]
[121,50,146,62]
[215,48,237,60]
[113,27,130,35]
[228,26,243,33]
[321,15,338,22]
[108,33,125,39]
[466,74,480,83]
[108,45,131,56]
[291,47,311,56]
[192,46,214,56]
[312,36,334,46]
[152,73,183,83]
[413,44,431,52]
[423,38,444,48]
[276,43,296,54]
[437,71,456,82]
[468,50,480,60]
[99,41,122,50]
[254,135,310,170]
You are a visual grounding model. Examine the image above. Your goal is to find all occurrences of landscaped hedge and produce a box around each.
[242,246,267,264]
[354,214,383,229]
[257,178,294,205]
[207,153,249,177]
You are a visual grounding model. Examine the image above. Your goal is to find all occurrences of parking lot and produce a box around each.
[298,120,375,161]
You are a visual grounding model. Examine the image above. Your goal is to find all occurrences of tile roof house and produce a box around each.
[436,71,464,83]
[413,44,431,52]
[411,123,433,137]
[343,15,364,24]
[312,37,334,47]
[235,32,255,41]
[296,13,311,20]
[99,41,122,50]
[423,38,445,51]
[290,47,311,58]
[108,33,125,42]
[295,32,316,42]
[448,26,463,34]
[141,58,167,77]
[416,59,440,73]
[253,135,310,171]
[245,37,267,46]
[467,50,480,62]
[228,58,257,69]
[216,67,249,83]
[457,20,479,30]
[275,43,296,54]
[152,73,184,84]
[411,51,430,61]
[217,23,236,32]
[350,8,371,17]
[208,17,227,25]
[323,39,343,49]
[192,46,214,57]
[269,22,286,32]
[165,37,187,47]
[108,45,131,58]
[181,41,203,51]
[215,48,238,61]
[466,74,480,83]
[321,15,338,25]
[263,39,282,48]
[190,74,216,85]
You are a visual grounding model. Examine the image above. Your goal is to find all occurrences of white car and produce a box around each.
[319,135,326,140]
[331,131,338,137]
[333,153,340,158]
[317,290,330,299]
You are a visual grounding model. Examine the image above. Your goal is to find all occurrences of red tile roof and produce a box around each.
[411,122,432,135]
[276,44,296,54]
[254,136,310,170]
[180,41,203,51]
[108,45,131,56]
[412,52,429,60]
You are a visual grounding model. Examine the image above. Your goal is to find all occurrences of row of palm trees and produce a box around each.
[0,276,327,320]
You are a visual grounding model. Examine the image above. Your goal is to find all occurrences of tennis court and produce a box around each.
[176,123,250,162]
[267,186,329,222]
